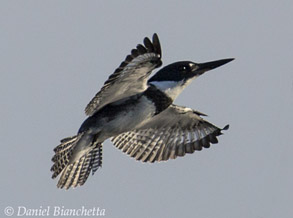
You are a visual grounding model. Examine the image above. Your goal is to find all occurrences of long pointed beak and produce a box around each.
[196,58,234,75]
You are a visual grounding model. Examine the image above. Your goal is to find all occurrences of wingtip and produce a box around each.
[152,33,161,57]
[222,124,229,131]
[143,37,154,52]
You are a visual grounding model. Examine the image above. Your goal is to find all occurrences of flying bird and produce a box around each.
[51,34,233,189]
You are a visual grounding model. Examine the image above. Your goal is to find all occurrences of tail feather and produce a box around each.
[77,153,93,186]
[51,150,73,179]
[76,144,103,186]
[57,163,73,189]
[60,156,86,189]
[53,142,103,189]
[54,135,78,153]
[76,148,96,187]
[51,135,82,179]
[91,145,103,175]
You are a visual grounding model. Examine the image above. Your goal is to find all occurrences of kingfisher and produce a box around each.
[51,33,233,189]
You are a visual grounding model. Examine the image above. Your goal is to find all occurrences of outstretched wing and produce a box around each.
[111,104,229,163]
[85,33,162,116]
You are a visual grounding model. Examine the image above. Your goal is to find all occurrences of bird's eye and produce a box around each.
[178,65,190,72]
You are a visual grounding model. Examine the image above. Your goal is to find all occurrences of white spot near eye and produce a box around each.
[189,63,197,70]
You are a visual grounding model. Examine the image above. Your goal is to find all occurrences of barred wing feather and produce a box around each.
[112,105,229,163]
[85,34,162,116]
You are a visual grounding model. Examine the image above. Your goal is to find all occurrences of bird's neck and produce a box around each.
[149,80,190,100]
[144,85,173,115]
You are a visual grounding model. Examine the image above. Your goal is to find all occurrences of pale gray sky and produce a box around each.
[1,1,293,218]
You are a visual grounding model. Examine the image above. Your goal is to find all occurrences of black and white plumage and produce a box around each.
[51,33,233,189]
[112,105,229,163]
[85,34,162,116]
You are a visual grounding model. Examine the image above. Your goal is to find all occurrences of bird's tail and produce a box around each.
[51,134,103,189]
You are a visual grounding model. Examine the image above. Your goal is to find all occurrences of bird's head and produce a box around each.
[148,58,234,100]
